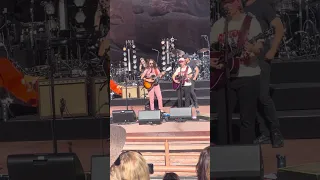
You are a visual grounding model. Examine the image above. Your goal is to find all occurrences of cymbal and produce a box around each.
[170,49,185,56]
[198,48,209,53]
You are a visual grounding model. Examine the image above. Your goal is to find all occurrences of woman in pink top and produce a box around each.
[141,59,164,112]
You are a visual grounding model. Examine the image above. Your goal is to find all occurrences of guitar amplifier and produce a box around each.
[90,77,109,117]
[138,86,148,98]
[38,78,88,118]
[121,86,138,99]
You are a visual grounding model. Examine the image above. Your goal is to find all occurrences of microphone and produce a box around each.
[60,98,66,118]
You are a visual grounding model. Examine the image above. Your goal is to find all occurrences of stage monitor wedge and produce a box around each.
[7,153,85,180]
[112,110,136,123]
[211,145,263,179]
[91,155,109,180]
[138,110,161,125]
[169,107,192,119]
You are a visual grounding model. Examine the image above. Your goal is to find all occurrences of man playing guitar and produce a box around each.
[141,59,164,112]
[185,55,200,114]
[172,58,193,114]
[210,0,263,144]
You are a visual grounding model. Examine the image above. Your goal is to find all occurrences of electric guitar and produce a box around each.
[143,67,172,90]
[210,28,274,90]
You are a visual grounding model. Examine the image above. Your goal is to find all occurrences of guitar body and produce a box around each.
[210,51,240,90]
[143,75,159,90]
[172,76,184,90]
[0,58,38,107]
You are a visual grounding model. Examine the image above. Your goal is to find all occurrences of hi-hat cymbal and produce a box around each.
[198,48,209,53]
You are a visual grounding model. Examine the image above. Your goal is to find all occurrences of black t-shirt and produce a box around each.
[244,0,277,52]
[187,60,197,71]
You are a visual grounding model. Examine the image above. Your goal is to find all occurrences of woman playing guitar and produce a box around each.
[141,59,164,112]
[172,58,193,110]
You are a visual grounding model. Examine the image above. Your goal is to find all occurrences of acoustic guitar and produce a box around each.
[210,28,274,90]
[172,72,193,90]
[143,67,172,90]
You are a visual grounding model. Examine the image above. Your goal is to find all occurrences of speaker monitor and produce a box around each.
[7,153,85,180]
[138,110,161,125]
[169,107,192,119]
[91,155,109,180]
[112,110,136,123]
[211,145,263,179]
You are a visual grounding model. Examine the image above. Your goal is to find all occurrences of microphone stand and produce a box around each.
[223,18,232,144]
[48,35,58,154]
[125,71,129,111]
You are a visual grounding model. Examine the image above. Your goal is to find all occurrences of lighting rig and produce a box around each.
[161,37,176,72]
[123,40,137,79]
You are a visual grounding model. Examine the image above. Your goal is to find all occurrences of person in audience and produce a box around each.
[110,165,121,180]
[196,146,210,180]
[163,172,180,180]
[110,125,127,166]
[114,151,150,180]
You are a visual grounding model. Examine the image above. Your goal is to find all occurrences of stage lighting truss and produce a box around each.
[161,38,176,71]
[123,40,137,72]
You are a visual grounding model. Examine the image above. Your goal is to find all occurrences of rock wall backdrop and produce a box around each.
[109,0,210,66]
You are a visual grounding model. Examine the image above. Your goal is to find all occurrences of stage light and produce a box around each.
[75,10,86,23]
[133,65,137,69]
[123,62,127,67]
[161,41,165,45]
[132,45,136,49]
[74,0,86,7]
[133,55,137,59]
[162,51,165,55]
[162,61,166,66]
[161,46,165,50]
[162,67,166,71]
[124,57,127,61]
[162,56,166,60]
[123,52,127,56]
[123,47,127,51]
[42,1,55,15]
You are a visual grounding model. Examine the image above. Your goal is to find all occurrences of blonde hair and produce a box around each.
[118,151,150,180]
[110,165,121,180]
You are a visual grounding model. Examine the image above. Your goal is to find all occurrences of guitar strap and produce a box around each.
[237,15,252,48]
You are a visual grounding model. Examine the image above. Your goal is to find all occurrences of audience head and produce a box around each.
[110,125,126,167]
[196,146,210,180]
[115,151,150,180]
[110,165,121,180]
[163,172,180,180]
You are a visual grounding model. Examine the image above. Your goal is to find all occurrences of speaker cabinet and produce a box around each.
[169,107,192,119]
[91,155,109,180]
[112,110,136,123]
[90,77,109,117]
[121,86,138,98]
[138,110,161,125]
[38,78,88,118]
[7,153,85,180]
[211,145,263,179]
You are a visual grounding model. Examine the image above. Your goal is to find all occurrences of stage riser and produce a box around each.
[110,97,210,106]
[162,88,210,98]
[0,118,109,142]
[211,83,320,112]
[270,60,320,84]
[158,80,210,90]
[211,110,320,141]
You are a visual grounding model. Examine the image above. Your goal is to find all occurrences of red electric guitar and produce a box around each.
[210,28,274,90]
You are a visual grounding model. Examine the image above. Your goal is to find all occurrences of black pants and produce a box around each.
[190,80,199,108]
[212,75,260,145]
[177,86,191,107]
[257,60,280,136]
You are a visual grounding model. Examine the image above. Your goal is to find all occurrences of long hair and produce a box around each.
[147,59,158,68]
[118,151,150,180]
[196,146,210,180]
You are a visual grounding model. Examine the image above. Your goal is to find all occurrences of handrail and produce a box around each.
[124,136,210,173]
